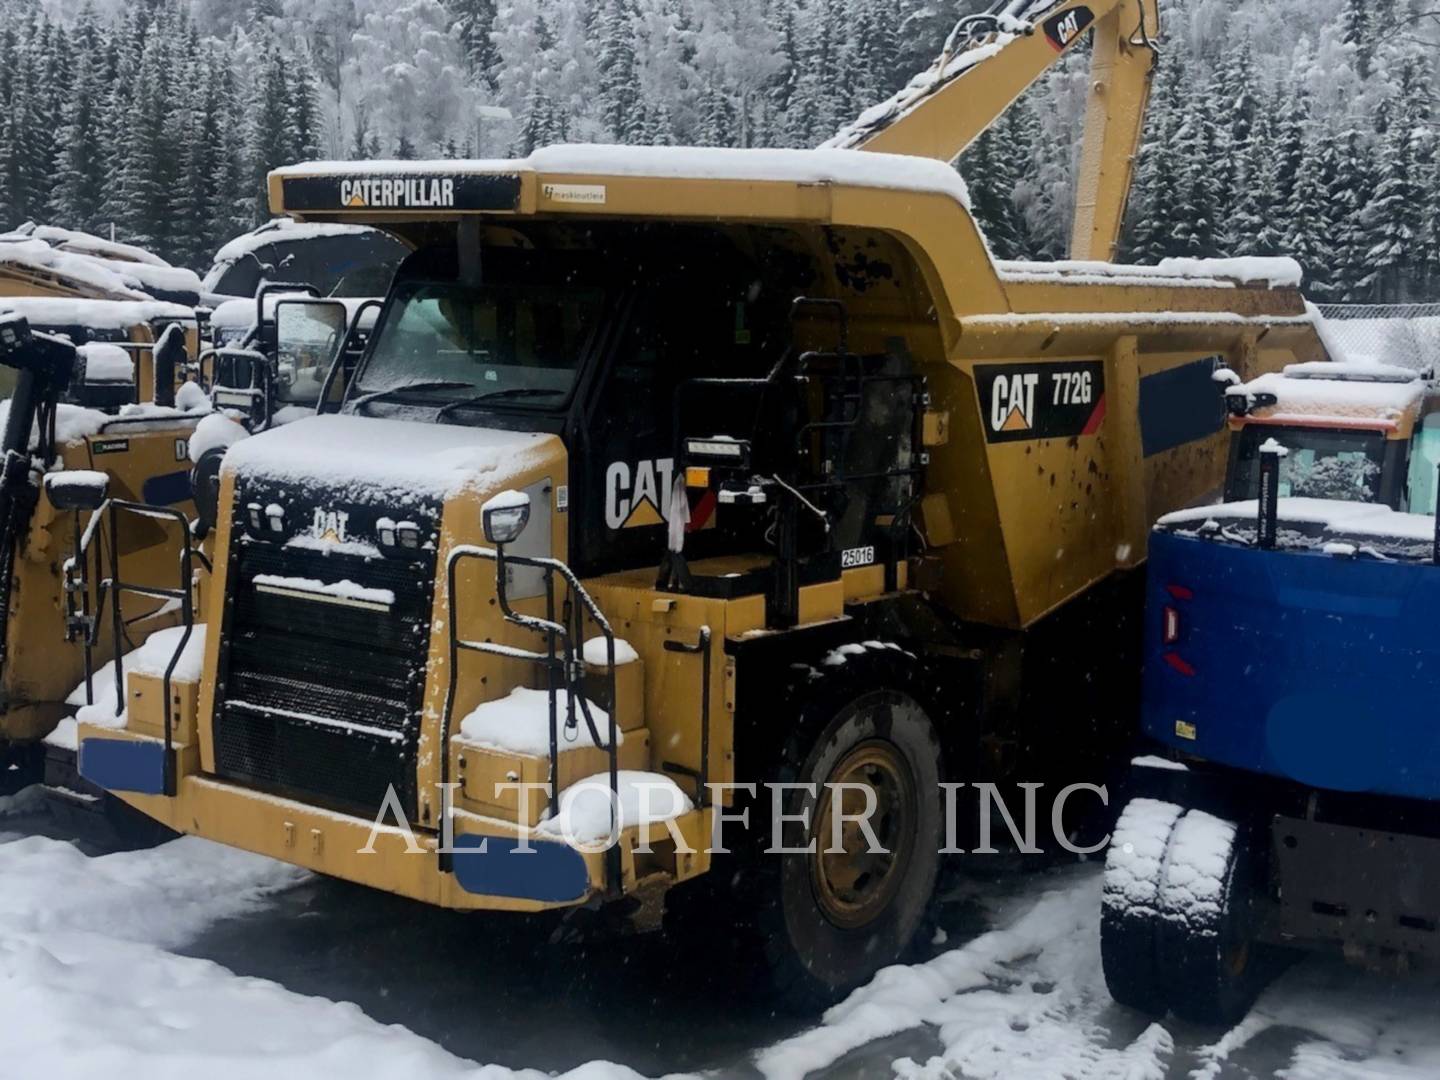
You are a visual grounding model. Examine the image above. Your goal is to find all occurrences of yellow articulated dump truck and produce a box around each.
[67,140,1327,1000]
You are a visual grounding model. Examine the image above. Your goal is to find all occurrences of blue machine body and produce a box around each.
[1143,529,1440,801]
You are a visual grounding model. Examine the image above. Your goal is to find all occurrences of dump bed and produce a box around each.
[270,146,1329,630]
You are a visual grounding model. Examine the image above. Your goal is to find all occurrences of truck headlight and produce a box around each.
[482,490,531,546]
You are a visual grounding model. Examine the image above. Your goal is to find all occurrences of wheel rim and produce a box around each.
[809,738,917,930]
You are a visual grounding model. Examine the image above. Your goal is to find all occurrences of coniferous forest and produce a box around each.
[3,0,1438,303]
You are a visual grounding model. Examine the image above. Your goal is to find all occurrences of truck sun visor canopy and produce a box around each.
[281,173,523,213]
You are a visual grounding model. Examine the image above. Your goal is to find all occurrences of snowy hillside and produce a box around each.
[4,0,1439,300]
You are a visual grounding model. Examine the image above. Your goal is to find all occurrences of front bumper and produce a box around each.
[81,727,708,913]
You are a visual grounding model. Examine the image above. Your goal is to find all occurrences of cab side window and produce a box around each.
[1406,413,1440,514]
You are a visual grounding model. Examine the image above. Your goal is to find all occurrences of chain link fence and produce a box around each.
[1313,304,1440,374]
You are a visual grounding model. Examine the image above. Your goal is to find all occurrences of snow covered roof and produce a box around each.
[209,219,389,268]
[0,223,172,267]
[273,144,974,208]
[1229,359,1429,429]
[220,413,554,503]
[997,257,1304,291]
[0,297,194,331]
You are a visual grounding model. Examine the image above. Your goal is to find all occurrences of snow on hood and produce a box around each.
[275,144,974,209]
[219,414,553,503]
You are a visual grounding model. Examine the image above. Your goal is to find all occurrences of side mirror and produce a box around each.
[482,490,531,546]
[45,470,109,513]
[275,299,348,404]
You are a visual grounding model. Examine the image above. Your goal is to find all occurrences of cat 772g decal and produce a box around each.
[975,360,1107,444]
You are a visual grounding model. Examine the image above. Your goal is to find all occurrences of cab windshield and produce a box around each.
[352,278,604,404]
[1229,426,1386,504]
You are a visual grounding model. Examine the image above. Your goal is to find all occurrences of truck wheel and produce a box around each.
[1101,797,1184,1016]
[1157,810,1270,1025]
[751,659,944,1008]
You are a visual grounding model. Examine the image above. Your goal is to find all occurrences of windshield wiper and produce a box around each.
[350,380,477,410]
[433,387,565,420]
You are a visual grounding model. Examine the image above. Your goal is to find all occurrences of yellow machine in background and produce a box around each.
[69,0,1333,1000]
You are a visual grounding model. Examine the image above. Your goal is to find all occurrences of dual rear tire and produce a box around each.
[1102,798,1278,1025]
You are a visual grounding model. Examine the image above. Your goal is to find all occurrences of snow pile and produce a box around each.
[537,771,692,845]
[459,687,617,757]
[77,342,134,383]
[0,398,108,447]
[83,254,202,302]
[175,381,209,412]
[221,414,552,504]
[187,413,248,462]
[50,625,208,751]
[581,637,639,667]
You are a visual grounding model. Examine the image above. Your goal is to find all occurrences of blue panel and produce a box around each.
[1140,358,1226,457]
[79,737,169,795]
[142,470,192,506]
[1142,530,1440,800]
[450,833,590,903]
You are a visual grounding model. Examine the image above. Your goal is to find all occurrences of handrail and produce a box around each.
[64,498,204,797]
[440,543,621,891]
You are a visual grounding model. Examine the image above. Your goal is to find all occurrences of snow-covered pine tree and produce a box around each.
[598,0,642,141]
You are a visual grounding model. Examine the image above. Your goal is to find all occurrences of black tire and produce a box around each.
[1157,810,1272,1025]
[1101,797,1184,1016]
[743,652,945,1009]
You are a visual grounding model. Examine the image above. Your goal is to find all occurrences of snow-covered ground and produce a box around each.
[1,794,1436,1079]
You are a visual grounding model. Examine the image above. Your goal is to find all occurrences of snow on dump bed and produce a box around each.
[0,223,172,267]
[459,687,617,757]
[47,625,208,751]
[997,256,1303,290]
[276,144,974,207]
[0,296,194,330]
[0,238,150,300]
[220,413,552,503]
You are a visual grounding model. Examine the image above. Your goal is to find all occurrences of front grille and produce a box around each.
[213,530,436,820]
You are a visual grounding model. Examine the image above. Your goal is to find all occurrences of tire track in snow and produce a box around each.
[756,866,1175,1080]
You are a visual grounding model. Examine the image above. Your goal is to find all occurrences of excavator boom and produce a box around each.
[827,0,1160,262]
